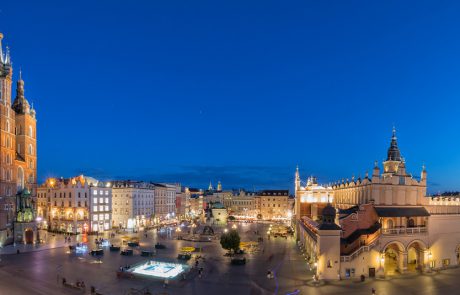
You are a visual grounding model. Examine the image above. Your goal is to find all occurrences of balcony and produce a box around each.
[382,226,427,235]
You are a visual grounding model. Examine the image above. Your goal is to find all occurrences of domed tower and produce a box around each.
[317,203,341,280]
[12,70,37,195]
[383,127,402,175]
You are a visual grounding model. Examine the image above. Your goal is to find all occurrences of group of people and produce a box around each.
[61,277,86,290]
[119,265,131,272]
[64,236,72,243]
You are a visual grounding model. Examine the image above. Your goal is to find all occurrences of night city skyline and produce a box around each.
[1,1,460,192]
[4,2,460,295]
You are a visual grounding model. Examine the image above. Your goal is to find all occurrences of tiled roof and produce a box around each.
[374,206,430,217]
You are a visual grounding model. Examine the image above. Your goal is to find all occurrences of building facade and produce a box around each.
[111,180,155,229]
[37,175,112,234]
[295,173,334,221]
[228,190,257,218]
[296,129,460,280]
[152,183,177,222]
[259,190,290,220]
[0,33,38,245]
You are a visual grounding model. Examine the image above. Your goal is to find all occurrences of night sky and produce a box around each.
[1,1,460,193]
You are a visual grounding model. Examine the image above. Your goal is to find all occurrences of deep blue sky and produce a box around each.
[1,1,460,193]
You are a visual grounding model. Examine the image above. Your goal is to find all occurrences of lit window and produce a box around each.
[105,191,109,196]
[99,214,104,220]
[105,214,109,220]
[105,198,108,203]
[105,205,109,211]
[94,198,98,204]
[93,215,98,221]
[93,191,98,196]
[93,206,98,212]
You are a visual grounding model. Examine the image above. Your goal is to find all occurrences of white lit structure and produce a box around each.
[111,181,155,229]
[131,261,187,278]
[295,173,334,220]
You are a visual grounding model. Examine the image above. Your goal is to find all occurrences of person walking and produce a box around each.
[372,288,376,295]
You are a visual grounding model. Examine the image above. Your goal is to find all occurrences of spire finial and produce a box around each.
[5,45,11,65]
[392,125,396,138]
[19,67,22,81]
[0,33,3,63]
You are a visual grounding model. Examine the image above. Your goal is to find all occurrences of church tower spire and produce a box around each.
[12,69,30,114]
[0,33,4,64]
[383,127,402,174]
[295,165,300,192]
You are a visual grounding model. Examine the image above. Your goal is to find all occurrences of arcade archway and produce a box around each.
[383,242,405,276]
[406,240,427,272]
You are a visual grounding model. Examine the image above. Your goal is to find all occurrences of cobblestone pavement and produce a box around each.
[0,223,459,295]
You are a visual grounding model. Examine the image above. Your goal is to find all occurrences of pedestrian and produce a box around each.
[372,288,376,295]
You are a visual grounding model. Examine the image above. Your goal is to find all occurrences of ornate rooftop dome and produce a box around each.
[386,127,402,162]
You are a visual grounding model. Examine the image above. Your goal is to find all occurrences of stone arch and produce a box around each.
[406,239,427,251]
[406,239,427,272]
[382,241,405,276]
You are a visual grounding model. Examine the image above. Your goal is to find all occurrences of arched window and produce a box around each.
[408,218,415,228]
[6,120,10,133]
[28,125,33,138]
[6,136,10,148]
[17,167,24,190]
[17,143,21,154]
[28,144,33,155]
[387,219,394,229]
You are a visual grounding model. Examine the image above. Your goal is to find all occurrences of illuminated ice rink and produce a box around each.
[131,261,186,279]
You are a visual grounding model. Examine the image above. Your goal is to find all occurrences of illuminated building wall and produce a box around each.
[111,181,154,229]
[259,190,290,220]
[37,175,112,233]
[152,183,177,220]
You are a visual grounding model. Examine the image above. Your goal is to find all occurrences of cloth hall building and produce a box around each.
[296,129,460,280]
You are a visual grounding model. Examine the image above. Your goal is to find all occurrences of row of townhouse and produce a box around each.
[36,175,178,234]
[175,184,295,221]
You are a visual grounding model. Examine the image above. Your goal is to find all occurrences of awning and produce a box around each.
[374,206,430,217]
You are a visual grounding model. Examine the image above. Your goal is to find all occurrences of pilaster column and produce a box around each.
[400,251,408,273]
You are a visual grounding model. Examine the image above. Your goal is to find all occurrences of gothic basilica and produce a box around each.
[0,33,38,245]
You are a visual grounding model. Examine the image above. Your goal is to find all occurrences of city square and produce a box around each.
[2,1,460,294]
[2,222,460,295]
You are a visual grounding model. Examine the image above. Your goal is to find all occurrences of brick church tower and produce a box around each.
[0,33,37,244]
